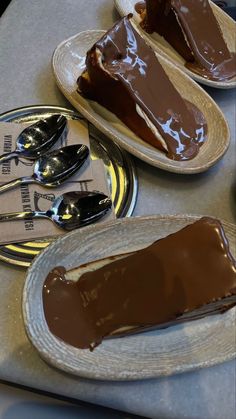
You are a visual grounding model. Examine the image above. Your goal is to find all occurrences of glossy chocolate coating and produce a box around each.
[43,217,236,350]
[78,16,207,161]
[140,0,236,81]
[140,0,193,61]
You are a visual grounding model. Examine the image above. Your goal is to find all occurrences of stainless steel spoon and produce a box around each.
[0,191,112,230]
[0,114,67,164]
[0,144,89,194]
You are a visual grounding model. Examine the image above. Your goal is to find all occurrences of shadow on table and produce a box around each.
[1,401,139,419]
[230,178,236,221]
[0,1,11,17]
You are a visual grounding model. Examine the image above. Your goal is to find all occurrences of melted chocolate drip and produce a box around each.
[78,16,207,161]
[140,0,236,81]
[43,217,236,350]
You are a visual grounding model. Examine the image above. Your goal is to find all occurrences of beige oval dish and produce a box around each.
[23,215,236,381]
[114,0,236,89]
[52,30,230,174]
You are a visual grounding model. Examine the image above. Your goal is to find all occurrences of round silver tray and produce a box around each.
[0,105,138,267]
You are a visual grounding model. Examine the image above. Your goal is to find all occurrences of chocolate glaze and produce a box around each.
[140,0,236,81]
[43,217,236,350]
[78,16,207,161]
[140,0,194,61]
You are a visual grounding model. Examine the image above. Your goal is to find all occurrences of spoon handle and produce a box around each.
[0,151,20,164]
[0,176,34,194]
[0,210,48,222]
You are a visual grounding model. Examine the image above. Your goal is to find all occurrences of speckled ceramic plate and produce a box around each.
[114,0,236,89]
[23,215,236,381]
[0,105,138,267]
[52,29,230,174]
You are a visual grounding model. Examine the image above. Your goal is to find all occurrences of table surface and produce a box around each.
[0,0,235,418]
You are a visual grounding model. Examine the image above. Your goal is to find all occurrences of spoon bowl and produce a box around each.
[33,144,89,186]
[0,144,90,194]
[0,114,67,164]
[0,191,112,230]
[49,191,112,230]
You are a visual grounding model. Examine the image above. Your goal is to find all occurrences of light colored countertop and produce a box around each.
[0,1,235,418]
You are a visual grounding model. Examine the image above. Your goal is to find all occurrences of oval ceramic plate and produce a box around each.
[23,215,236,381]
[52,30,230,174]
[114,0,236,89]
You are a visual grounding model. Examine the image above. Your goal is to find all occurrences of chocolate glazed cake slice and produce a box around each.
[77,16,207,161]
[139,0,236,81]
[43,217,236,350]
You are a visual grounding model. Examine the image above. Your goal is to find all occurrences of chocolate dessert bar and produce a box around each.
[138,0,236,81]
[43,217,236,350]
[77,16,207,161]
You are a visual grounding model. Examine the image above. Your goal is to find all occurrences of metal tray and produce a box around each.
[0,105,138,267]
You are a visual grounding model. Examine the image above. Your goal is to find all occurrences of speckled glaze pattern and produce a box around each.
[23,215,236,381]
[115,0,236,88]
[52,30,230,174]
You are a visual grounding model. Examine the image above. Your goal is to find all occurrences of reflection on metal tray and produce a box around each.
[0,105,138,267]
